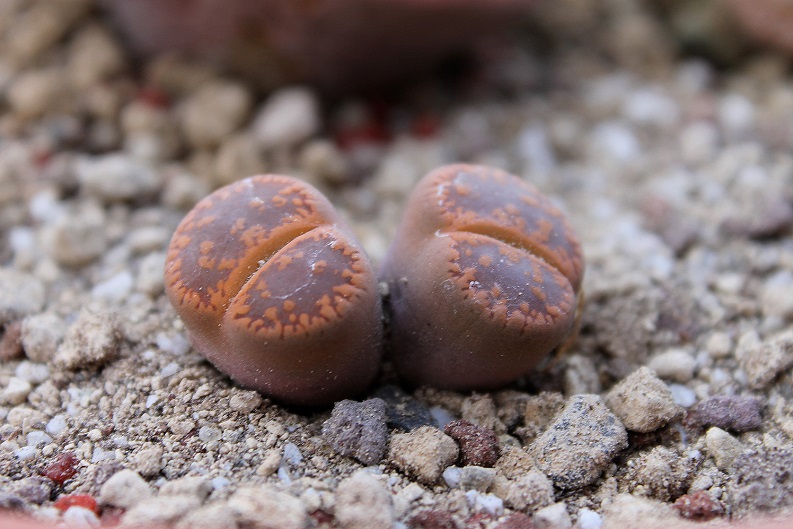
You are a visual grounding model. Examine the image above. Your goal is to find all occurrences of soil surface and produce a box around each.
[1,1,793,528]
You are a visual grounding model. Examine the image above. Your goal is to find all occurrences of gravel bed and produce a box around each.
[1,1,793,528]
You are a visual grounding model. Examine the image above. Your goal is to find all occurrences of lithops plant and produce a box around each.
[165,175,382,406]
[380,164,584,390]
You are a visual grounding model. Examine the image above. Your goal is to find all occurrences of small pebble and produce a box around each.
[719,93,755,133]
[198,426,222,444]
[604,367,682,433]
[532,395,628,490]
[21,313,66,363]
[688,395,763,433]
[63,506,101,528]
[159,476,212,500]
[534,502,572,529]
[131,445,164,477]
[388,426,458,484]
[443,419,500,467]
[729,447,793,516]
[226,486,307,529]
[0,269,45,325]
[228,390,263,413]
[300,139,350,185]
[121,495,201,527]
[180,80,252,149]
[2,377,33,405]
[493,513,534,529]
[373,385,434,431]
[576,508,602,529]
[77,154,162,202]
[99,469,152,509]
[42,202,108,267]
[761,270,793,320]
[67,24,124,89]
[15,361,50,385]
[741,330,793,388]
[407,510,459,529]
[465,490,503,517]
[335,470,394,529]
[54,310,121,370]
[647,348,696,383]
[91,271,134,301]
[491,469,554,512]
[0,321,24,361]
[43,452,79,485]
[457,466,496,492]
[13,476,53,505]
[705,332,733,359]
[704,427,744,471]
[673,491,725,521]
[668,384,697,408]
[213,133,266,186]
[7,68,66,118]
[253,86,320,150]
[255,449,281,477]
[322,398,388,465]
[0,492,26,511]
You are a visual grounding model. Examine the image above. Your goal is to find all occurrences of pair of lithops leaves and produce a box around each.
[165,164,584,406]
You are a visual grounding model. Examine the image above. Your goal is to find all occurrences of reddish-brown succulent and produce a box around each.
[165,175,382,406]
[380,164,584,390]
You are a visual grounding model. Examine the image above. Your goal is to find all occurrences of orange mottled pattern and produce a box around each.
[163,174,382,405]
[380,163,585,390]
[447,232,575,330]
[165,176,327,317]
[432,165,583,291]
[225,227,371,339]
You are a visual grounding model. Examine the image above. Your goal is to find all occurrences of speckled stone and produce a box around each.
[531,395,628,490]
[322,398,389,465]
[604,367,682,433]
[443,419,501,467]
[688,395,763,433]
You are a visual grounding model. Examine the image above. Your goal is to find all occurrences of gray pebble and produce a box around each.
[689,395,763,433]
[372,385,434,431]
[0,269,45,326]
[729,447,793,516]
[335,470,394,529]
[322,398,388,465]
[76,153,162,202]
[12,476,53,504]
[741,330,793,388]
[604,367,682,433]
[100,469,153,509]
[54,310,121,371]
[531,394,628,490]
[20,313,67,363]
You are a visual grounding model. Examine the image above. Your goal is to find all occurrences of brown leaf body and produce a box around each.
[165,175,382,406]
[380,164,584,390]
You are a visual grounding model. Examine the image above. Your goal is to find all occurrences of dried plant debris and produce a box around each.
[1,1,793,527]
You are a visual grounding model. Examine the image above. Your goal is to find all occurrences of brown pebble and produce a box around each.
[673,491,725,521]
[687,395,763,433]
[407,510,460,529]
[492,512,536,529]
[0,321,24,361]
[444,419,501,467]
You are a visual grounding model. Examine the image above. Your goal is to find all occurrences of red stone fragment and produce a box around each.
[492,513,536,529]
[42,453,79,485]
[408,509,460,529]
[444,419,501,467]
[53,494,99,514]
[673,491,725,521]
